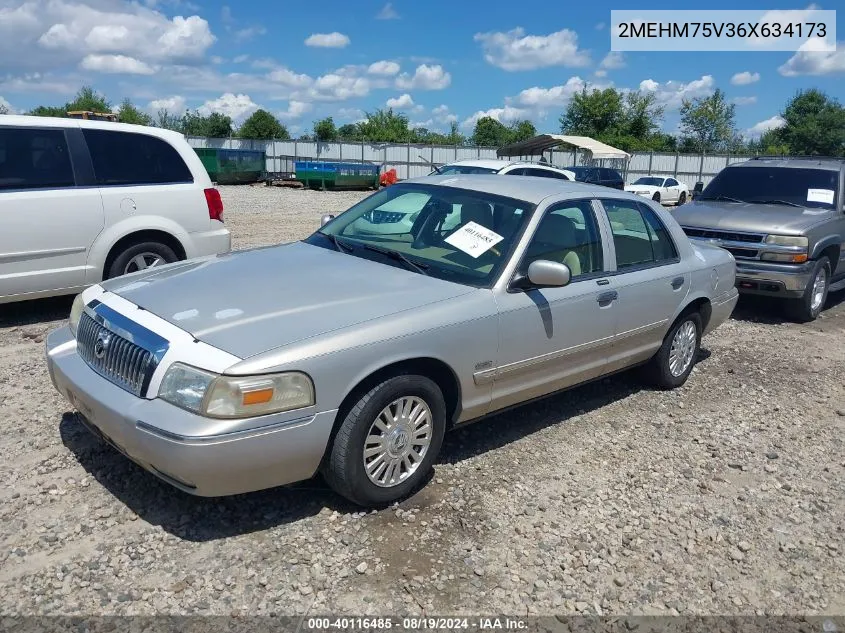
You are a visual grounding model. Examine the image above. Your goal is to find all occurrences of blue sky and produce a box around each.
[0,0,843,138]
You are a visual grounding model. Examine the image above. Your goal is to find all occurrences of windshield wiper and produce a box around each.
[699,195,746,203]
[362,244,430,275]
[748,199,804,208]
[318,230,352,253]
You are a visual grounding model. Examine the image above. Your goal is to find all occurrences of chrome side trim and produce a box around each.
[0,246,87,263]
[614,319,669,342]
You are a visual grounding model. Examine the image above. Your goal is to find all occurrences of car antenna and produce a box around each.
[419,154,442,174]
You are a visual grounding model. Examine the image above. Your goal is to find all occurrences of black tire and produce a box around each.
[677,191,687,205]
[106,241,178,280]
[644,311,702,390]
[322,375,446,507]
[785,256,830,323]
[652,192,661,203]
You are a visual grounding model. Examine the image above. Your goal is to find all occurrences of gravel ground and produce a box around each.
[1,184,844,616]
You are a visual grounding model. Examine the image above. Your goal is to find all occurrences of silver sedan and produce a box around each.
[45,175,738,506]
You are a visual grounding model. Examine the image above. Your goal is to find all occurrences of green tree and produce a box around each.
[750,128,790,155]
[508,119,537,143]
[471,116,510,146]
[116,98,153,126]
[0,102,9,115]
[337,123,361,141]
[156,109,184,131]
[776,89,845,156]
[238,109,289,139]
[28,105,67,117]
[357,108,414,142]
[181,110,233,137]
[679,88,736,153]
[445,121,465,146]
[66,86,111,113]
[313,116,338,141]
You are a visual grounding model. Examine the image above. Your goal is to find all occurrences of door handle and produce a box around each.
[596,278,610,286]
[671,276,684,289]
[597,290,618,304]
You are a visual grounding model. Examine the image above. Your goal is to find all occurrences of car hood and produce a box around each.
[98,241,476,359]
[673,200,833,234]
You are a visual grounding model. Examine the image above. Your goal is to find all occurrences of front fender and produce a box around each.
[810,234,841,261]
[85,215,190,284]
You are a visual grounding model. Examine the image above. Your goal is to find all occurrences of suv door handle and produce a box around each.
[671,276,684,289]
[597,290,618,304]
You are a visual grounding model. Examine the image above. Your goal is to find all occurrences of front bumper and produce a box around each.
[734,260,814,298]
[45,327,336,497]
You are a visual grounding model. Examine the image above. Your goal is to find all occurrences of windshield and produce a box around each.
[435,165,499,175]
[304,183,535,287]
[633,177,663,186]
[701,166,839,209]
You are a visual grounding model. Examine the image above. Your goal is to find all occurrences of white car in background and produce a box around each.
[349,160,576,237]
[625,176,690,206]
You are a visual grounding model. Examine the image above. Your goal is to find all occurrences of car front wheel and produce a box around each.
[644,312,702,389]
[652,192,661,203]
[786,256,830,323]
[322,375,446,506]
[677,191,687,205]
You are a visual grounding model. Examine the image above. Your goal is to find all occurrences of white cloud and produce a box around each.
[395,64,451,90]
[474,27,590,71]
[268,67,313,88]
[731,71,760,85]
[376,2,399,19]
[0,73,79,95]
[198,92,259,120]
[368,60,400,76]
[778,39,845,76]
[0,96,15,114]
[432,104,457,124]
[386,93,414,109]
[277,100,311,120]
[148,95,186,113]
[299,73,371,101]
[80,54,155,75]
[747,115,787,137]
[304,32,350,48]
[234,26,265,41]
[733,96,757,106]
[599,51,625,70]
[1,0,215,73]
[410,118,433,129]
[594,69,608,78]
[337,107,365,121]
[513,76,590,109]
[638,74,715,109]
[462,105,529,129]
[233,54,249,64]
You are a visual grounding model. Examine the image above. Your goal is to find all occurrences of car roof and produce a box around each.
[0,114,188,145]
[729,157,844,171]
[400,173,632,204]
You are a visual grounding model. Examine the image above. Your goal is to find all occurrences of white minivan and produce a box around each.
[0,115,232,304]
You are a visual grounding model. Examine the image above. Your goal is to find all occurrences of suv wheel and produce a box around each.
[322,375,446,506]
[107,242,178,279]
[644,312,702,389]
[786,256,830,322]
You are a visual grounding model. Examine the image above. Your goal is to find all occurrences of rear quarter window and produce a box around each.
[83,129,193,186]
[0,127,75,190]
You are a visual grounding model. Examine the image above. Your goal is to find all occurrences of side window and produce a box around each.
[0,127,75,190]
[523,200,603,278]
[666,178,678,187]
[83,129,193,186]
[505,168,526,176]
[603,199,677,268]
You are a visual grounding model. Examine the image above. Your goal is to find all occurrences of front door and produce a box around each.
[489,199,616,411]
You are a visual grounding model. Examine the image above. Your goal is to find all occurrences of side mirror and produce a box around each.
[510,260,572,291]
[320,214,335,227]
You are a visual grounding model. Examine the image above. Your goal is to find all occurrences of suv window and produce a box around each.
[83,129,193,186]
[0,127,75,190]
[523,200,603,278]
[701,165,839,209]
[602,198,677,268]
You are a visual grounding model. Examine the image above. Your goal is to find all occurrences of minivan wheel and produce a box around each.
[644,312,702,389]
[107,242,178,279]
[786,256,829,323]
[322,375,446,507]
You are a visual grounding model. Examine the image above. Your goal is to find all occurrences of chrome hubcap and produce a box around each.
[669,320,697,377]
[811,268,827,312]
[363,396,432,488]
[124,252,164,274]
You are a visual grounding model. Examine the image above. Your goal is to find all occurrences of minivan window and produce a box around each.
[701,166,839,209]
[0,128,75,191]
[83,129,193,186]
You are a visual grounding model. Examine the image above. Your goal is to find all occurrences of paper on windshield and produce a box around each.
[444,221,504,258]
[807,189,835,205]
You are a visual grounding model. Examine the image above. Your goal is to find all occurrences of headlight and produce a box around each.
[69,294,85,337]
[765,235,808,248]
[158,363,315,418]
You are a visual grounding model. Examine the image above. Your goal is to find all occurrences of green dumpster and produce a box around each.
[295,161,380,190]
[193,148,265,184]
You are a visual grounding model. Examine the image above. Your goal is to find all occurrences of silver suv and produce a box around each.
[673,156,844,322]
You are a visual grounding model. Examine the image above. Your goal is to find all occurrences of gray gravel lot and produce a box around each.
[1,184,844,616]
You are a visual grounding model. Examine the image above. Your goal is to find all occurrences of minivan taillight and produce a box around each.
[204,188,224,222]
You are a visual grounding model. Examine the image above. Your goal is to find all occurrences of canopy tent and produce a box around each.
[496,134,630,161]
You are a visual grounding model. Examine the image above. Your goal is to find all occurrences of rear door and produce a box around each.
[598,197,690,372]
[664,178,680,202]
[0,125,105,299]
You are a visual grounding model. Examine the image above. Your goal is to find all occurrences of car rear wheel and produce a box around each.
[652,192,661,203]
[644,312,702,389]
[322,375,446,506]
[106,242,178,279]
[786,256,829,323]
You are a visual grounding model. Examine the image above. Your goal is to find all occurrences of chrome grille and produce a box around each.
[76,312,154,396]
[682,227,765,243]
